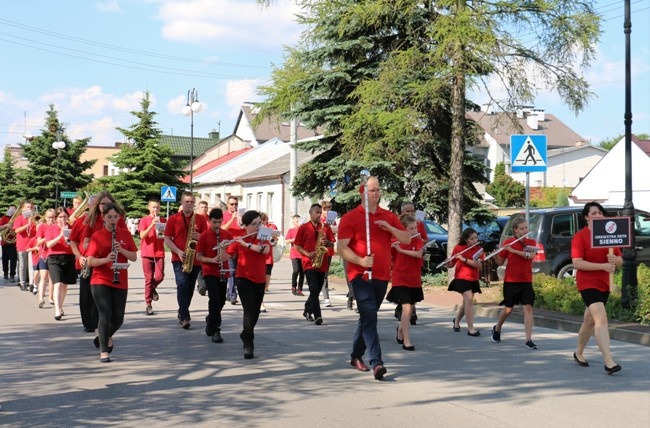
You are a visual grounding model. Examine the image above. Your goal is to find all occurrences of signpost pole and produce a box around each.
[166,202,170,219]
[525,172,530,227]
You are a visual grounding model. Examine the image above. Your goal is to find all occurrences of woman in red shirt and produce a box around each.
[571,202,622,374]
[44,208,76,321]
[35,209,56,308]
[386,214,424,351]
[225,210,270,360]
[86,203,137,363]
[448,228,484,337]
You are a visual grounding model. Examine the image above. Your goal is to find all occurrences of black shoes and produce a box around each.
[573,352,589,367]
[212,330,224,343]
[244,347,254,359]
[605,364,622,375]
[198,285,206,296]
[93,336,100,348]
[303,311,314,322]
[314,317,323,325]
[452,318,461,332]
[372,364,387,380]
[410,314,417,325]
[402,344,415,351]
[467,330,481,337]
[395,327,403,345]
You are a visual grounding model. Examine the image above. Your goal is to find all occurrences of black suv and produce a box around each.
[499,206,650,279]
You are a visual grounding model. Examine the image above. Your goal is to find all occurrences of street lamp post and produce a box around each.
[182,88,203,193]
[52,135,66,210]
[621,0,637,308]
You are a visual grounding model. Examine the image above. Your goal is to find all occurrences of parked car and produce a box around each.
[499,206,650,279]
[421,220,448,273]
[464,216,509,280]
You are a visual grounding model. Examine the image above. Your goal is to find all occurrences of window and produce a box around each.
[551,214,574,237]
[256,192,263,210]
[267,192,274,216]
[103,165,109,176]
[246,194,252,210]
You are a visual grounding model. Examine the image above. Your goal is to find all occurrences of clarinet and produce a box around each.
[111,224,120,285]
[216,229,225,281]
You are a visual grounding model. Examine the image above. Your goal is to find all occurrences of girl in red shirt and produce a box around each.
[386,214,424,351]
[448,228,484,337]
[44,208,76,321]
[493,215,539,349]
[225,210,270,360]
[35,209,56,308]
[571,202,622,374]
[86,203,137,363]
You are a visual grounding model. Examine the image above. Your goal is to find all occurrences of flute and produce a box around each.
[211,231,257,250]
[360,169,372,280]
[435,241,483,269]
[391,233,422,247]
[483,232,533,261]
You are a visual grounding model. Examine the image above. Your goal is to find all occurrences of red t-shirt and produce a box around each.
[197,228,233,277]
[139,215,167,258]
[45,224,73,255]
[0,215,11,246]
[36,223,50,259]
[86,227,137,289]
[226,236,266,284]
[285,227,301,259]
[295,221,335,272]
[452,244,484,281]
[222,210,245,237]
[28,236,39,265]
[417,221,428,241]
[338,205,406,282]
[13,215,36,252]
[501,236,536,283]
[572,227,622,293]
[164,212,208,264]
[391,236,424,287]
[82,216,128,242]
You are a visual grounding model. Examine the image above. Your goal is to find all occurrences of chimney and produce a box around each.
[526,114,539,130]
[209,131,220,140]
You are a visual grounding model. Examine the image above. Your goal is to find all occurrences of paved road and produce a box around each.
[1,254,649,427]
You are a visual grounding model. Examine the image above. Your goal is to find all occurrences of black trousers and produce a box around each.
[205,275,227,332]
[91,284,128,353]
[291,258,305,291]
[2,243,17,277]
[236,277,265,349]
[305,270,325,319]
[79,269,98,330]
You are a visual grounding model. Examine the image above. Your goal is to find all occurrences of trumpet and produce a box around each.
[68,193,89,225]
[154,217,166,239]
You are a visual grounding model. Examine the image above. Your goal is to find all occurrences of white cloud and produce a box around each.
[157,0,302,50]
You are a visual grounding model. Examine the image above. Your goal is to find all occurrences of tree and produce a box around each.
[19,105,95,210]
[598,133,650,151]
[486,162,525,207]
[256,0,493,224]
[0,146,25,208]
[100,91,186,217]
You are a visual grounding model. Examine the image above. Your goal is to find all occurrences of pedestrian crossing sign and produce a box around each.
[160,186,177,202]
[510,135,547,173]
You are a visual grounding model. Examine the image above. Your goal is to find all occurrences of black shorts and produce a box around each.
[48,254,78,284]
[448,279,482,294]
[265,264,273,276]
[580,288,610,307]
[500,281,535,307]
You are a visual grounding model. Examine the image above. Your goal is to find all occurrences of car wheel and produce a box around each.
[557,263,576,280]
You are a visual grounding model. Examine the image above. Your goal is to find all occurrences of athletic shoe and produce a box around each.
[146,306,154,316]
[525,340,538,350]
[323,299,332,307]
[491,325,501,343]
[152,289,159,301]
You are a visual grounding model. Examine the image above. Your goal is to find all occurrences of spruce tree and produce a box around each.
[19,105,94,210]
[100,91,185,217]
[0,146,25,208]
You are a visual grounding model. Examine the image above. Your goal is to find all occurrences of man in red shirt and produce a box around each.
[0,205,18,281]
[13,200,37,291]
[222,196,244,304]
[164,191,208,329]
[337,176,411,380]
[139,199,167,316]
[196,208,233,343]
[195,200,210,296]
[295,204,335,325]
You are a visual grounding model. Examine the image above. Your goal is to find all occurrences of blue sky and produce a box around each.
[0,0,648,154]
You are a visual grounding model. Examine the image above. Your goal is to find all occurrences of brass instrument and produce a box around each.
[111,224,120,284]
[68,193,89,225]
[311,226,327,269]
[181,213,197,273]
[0,208,20,244]
[154,217,165,239]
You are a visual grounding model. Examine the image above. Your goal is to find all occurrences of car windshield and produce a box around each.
[424,221,447,234]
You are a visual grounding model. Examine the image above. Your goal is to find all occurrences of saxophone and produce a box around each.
[0,208,20,244]
[311,226,328,269]
[181,213,197,273]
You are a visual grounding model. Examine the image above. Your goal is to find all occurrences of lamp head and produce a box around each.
[191,101,203,113]
[182,105,192,117]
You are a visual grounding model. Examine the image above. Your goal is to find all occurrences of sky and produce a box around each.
[0,0,648,154]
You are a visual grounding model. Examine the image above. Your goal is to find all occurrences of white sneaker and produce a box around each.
[324,299,332,307]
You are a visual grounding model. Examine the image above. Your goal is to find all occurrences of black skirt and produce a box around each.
[448,278,482,294]
[386,286,424,305]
